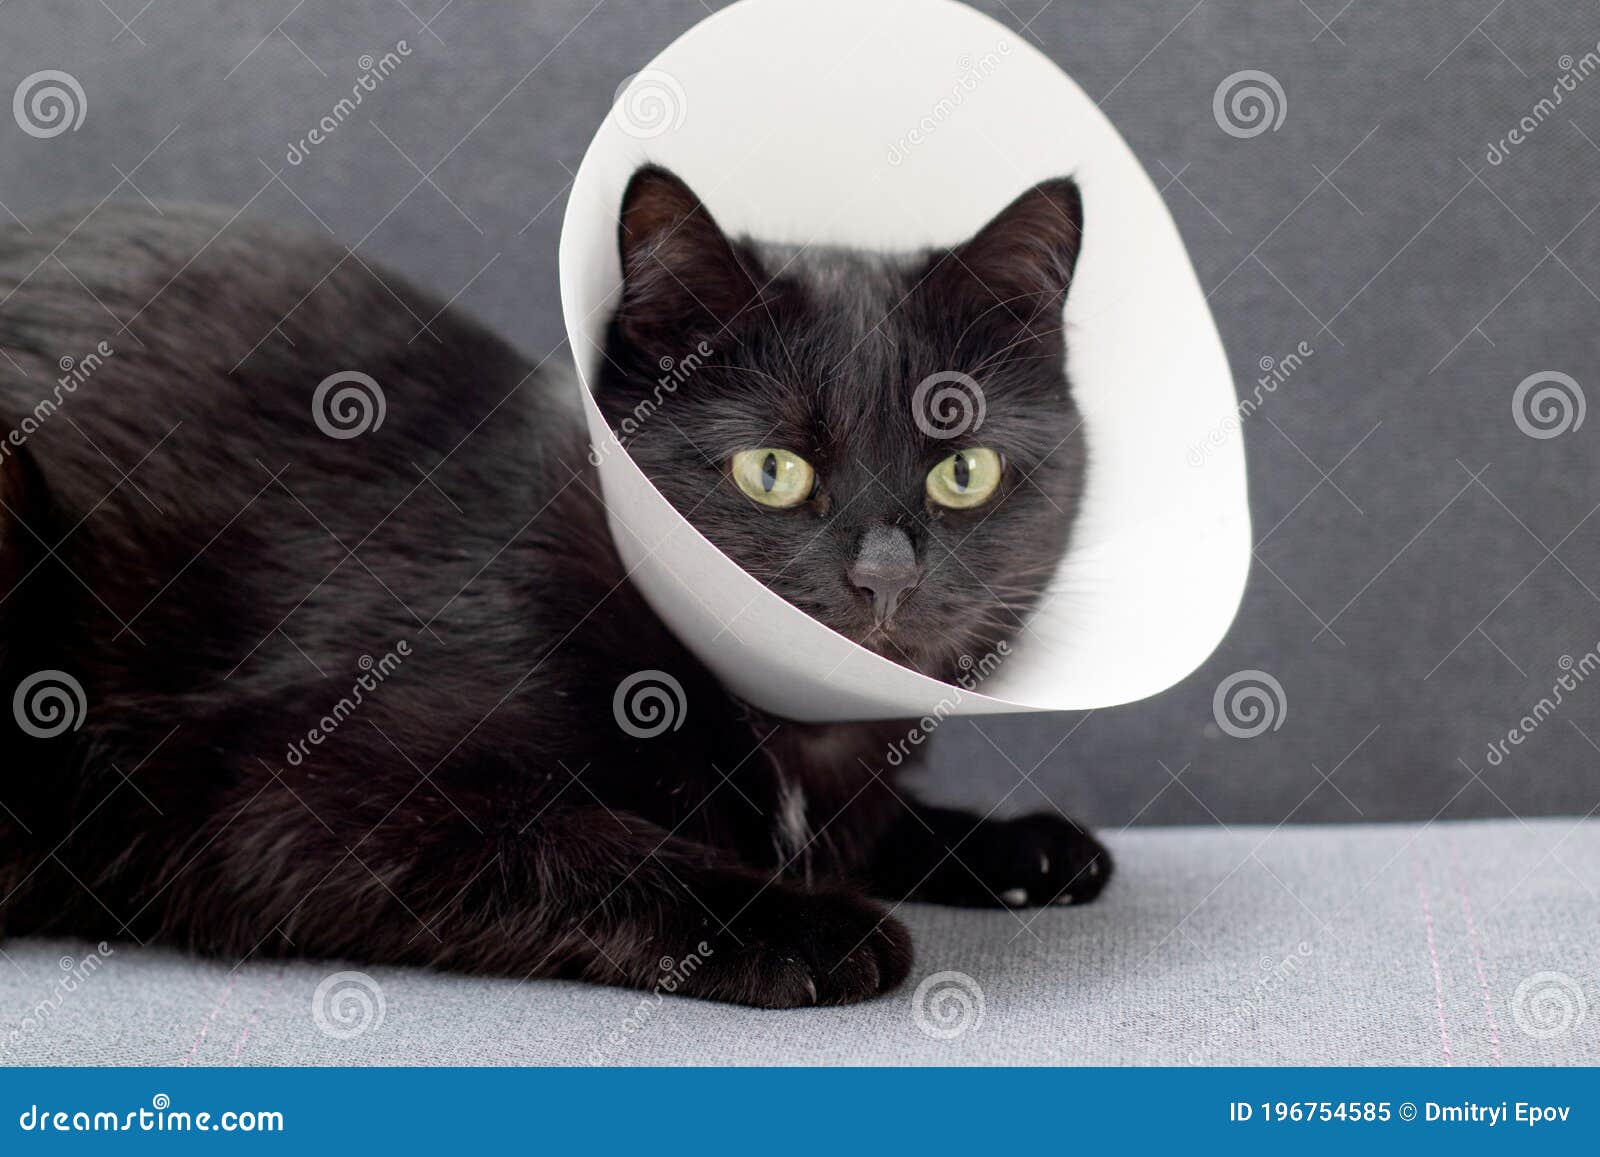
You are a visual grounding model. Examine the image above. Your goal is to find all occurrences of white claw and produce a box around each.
[1052,893,1075,906]
[1038,853,1050,874]
[1000,887,1028,906]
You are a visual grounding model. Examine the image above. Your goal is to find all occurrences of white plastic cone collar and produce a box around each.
[558,0,1249,722]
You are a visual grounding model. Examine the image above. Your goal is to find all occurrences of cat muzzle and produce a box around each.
[847,525,920,623]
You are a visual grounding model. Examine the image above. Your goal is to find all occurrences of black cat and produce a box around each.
[0,165,1108,1007]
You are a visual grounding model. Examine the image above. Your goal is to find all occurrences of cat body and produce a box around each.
[0,170,1108,1007]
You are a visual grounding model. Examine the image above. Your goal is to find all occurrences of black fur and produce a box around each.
[0,168,1109,1009]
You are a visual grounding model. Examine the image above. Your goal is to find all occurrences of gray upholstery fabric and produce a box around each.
[2,820,1595,1066]
[3,0,1597,827]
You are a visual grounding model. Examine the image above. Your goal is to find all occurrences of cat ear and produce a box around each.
[946,177,1083,331]
[614,165,760,348]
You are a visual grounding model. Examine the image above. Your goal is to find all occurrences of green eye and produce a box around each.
[926,448,1003,509]
[731,448,816,508]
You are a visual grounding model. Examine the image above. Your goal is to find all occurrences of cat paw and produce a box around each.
[920,813,1113,909]
[686,887,913,1009]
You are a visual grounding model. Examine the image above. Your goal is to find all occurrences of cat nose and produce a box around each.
[848,525,920,622]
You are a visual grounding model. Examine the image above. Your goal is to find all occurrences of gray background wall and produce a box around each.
[2,0,1597,827]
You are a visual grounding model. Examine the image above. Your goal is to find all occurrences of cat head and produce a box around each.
[595,165,1085,683]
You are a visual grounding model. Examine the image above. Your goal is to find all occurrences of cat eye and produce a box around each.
[731,448,816,508]
[925,448,1003,509]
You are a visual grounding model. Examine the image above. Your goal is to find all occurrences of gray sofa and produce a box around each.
[2,0,1597,1064]
[6,820,1595,1065]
